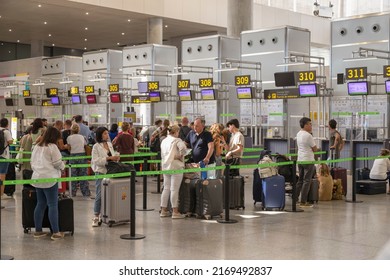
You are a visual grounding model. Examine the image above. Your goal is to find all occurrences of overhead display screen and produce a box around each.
[138,82,148,93]
[385,80,390,94]
[200,89,215,100]
[149,92,161,102]
[86,94,97,104]
[236,87,253,99]
[298,84,318,97]
[274,71,297,87]
[71,95,81,104]
[50,96,60,105]
[347,81,369,95]
[178,90,192,101]
[110,93,121,103]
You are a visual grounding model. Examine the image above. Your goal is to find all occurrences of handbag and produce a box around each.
[85,145,92,156]
[106,161,134,174]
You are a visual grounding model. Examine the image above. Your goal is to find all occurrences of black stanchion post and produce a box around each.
[151,152,161,194]
[346,156,363,203]
[285,160,303,213]
[0,179,14,260]
[136,158,154,211]
[121,169,145,240]
[218,164,237,224]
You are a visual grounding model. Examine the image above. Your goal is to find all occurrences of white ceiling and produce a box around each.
[0,0,226,51]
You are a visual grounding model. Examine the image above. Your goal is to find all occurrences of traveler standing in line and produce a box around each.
[61,119,72,156]
[74,115,92,143]
[30,118,46,150]
[18,126,33,171]
[160,125,187,219]
[108,123,119,142]
[91,127,120,227]
[369,149,390,189]
[185,118,215,165]
[179,117,191,141]
[67,123,91,198]
[296,117,318,207]
[210,123,227,178]
[31,126,65,240]
[225,119,244,177]
[328,119,342,165]
[0,118,13,201]
[113,122,135,162]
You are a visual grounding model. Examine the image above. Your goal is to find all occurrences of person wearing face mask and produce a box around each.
[90,127,120,227]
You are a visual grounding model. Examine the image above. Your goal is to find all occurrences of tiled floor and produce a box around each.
[1,170,390,260]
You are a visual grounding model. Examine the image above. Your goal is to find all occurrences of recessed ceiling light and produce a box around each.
[84,47,87,50]
[85,12,89,15]
[84,38,87,41]
[52,44,55,46]
[8,50,11,53]
[127,19,131,22]
[85,27,88,30]
[48,34,52,37]
[38,4,42,8]
[17,40,20,42]
[44,21,47,24]
[121,32,125,35]
[117,42,120,45]
[8,29,12,32]
[165,25,168,28]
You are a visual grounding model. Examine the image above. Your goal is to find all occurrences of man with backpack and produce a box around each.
[0,118,14,201]
[328,119,344,165]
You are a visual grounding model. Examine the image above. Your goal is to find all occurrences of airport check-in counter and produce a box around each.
[263,138,291,156]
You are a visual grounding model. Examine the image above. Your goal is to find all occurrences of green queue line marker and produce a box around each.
[268,113,286,116]
[331,112,352,116]
[220,113,236,117]
[358,112,380,116]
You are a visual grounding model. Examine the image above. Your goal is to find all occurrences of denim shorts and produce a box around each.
[0,157,10,174]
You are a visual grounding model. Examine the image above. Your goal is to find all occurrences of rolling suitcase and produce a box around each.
[101,178,130,227]
[308,178,319,203]
[178,178,197,215]
[4,162,16,196]
[22,187,74,235]
[356,148,370,180]
[262,175,285,211]
[224,176,245,209]
[252,168,262,204]
[330,150,347,195]
[195,178,223,219]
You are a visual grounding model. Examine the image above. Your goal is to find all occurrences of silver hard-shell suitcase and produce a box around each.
[101,178,131,227]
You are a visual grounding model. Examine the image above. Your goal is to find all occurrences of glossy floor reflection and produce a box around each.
[1,170,390,260]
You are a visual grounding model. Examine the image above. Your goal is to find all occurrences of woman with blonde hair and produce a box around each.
[317,163,333,201]
[160,125,187,219]
[210,123,226,178]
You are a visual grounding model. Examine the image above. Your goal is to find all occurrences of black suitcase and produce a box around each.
[252,168,262,204]
[22,187,74,235]
[224,176,245,209]
[195,178,223,219]
[178,178,197,215]
[4,162,16,196]
[356,148,370,180]
[308,178,319,203]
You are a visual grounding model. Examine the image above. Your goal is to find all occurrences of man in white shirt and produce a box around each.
[225,119,244,176]
[296,117,318,207]
[0,118,14,200]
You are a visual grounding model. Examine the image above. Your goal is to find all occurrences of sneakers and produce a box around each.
[92,217,100,227]
[299,202,314,208]
[33,232,48,238]
[51,232,64,240]
[172,213,185,219]
[160,210,171,217]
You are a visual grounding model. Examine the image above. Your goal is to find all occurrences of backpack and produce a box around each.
[336,131,345,151]
[150,134,161,153]
[275,153,293,183]
[258,155,277,178]
[0,129,9,155]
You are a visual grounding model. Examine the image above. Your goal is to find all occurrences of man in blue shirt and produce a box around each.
[74,115,92,143]
[185,118,215,164]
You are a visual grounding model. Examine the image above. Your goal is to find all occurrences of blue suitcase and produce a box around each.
[262,175,285,211]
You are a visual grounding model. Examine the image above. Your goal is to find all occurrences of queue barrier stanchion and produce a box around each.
[151,152,162,194]
[217,164,237,224]
[346,156,363,204]
[136,158,154,211]
[120,169,145,240]
[285,160,303,213]
[0,179,15,260]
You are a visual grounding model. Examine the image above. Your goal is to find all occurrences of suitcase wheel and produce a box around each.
[108,221,114,227]
[24,228,30,234]
[98,221,102,226]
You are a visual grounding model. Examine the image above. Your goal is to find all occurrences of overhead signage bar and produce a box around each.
[70,86,79,95]
[131,96,151,104]
[298,71,316,82]
[177,79,190,89]
[199,78,213,88]
[108,84,119,93]
[263,88,300,99]
[84,85,95,94]
[234,75,251,86]
[147,81,159,91]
